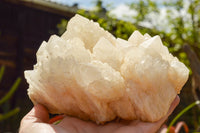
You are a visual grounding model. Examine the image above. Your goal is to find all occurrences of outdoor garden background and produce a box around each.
[0,0,200,132]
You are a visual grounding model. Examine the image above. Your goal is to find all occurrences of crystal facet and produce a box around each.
[25,14,189,124]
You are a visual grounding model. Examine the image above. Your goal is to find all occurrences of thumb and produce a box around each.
[21,104,49,125]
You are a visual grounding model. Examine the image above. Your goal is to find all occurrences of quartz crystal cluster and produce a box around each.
[25,14,189,124]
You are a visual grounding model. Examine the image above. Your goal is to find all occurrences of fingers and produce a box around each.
[166,95,180,117]
[58,115,98,133]
[19,104,56,133]
[20,104,49,126]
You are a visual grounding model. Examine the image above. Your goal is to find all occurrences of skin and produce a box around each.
[19,96,180,133]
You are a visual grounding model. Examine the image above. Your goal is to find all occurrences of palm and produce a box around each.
[55,115,168,133]
[19,96,179,133]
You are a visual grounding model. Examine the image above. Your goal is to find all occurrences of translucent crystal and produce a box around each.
[25,14,189,124]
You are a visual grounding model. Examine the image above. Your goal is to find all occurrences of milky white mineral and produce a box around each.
[25,14,189,124]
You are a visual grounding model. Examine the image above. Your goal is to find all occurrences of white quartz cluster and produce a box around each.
[25,14,189,123]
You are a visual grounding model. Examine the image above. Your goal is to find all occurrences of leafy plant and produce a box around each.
[0,66,21,122]
[159,101,200,133]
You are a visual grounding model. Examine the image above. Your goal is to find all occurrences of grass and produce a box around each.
[167,100,200,133]
[0,65,21,122]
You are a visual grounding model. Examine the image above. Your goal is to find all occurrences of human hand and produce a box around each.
[19,96,180,133]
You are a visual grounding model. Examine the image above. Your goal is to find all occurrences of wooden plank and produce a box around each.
[3,0,77,18]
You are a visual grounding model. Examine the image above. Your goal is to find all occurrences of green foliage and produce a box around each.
[129,0,200,70]
[167,101,200,133]
[0,66,21,122]
[129,0,158,25]
[0,108,20,122]
[0,77,21,106]
[56,19,68,36]
[0,65,5,83]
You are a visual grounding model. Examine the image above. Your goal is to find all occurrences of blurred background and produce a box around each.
[0,0,200,132]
